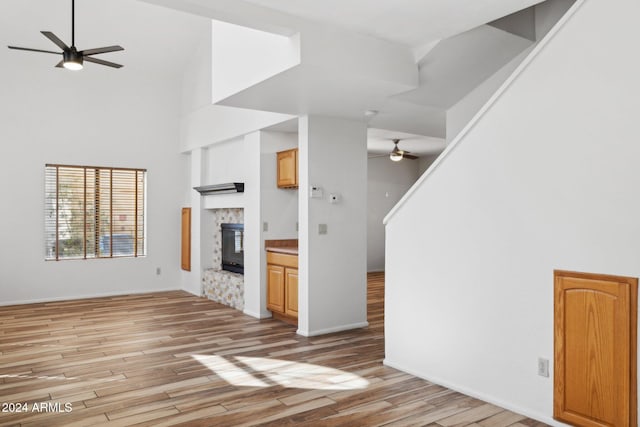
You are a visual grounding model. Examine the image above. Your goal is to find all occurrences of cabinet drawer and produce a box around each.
[267,252,298,268]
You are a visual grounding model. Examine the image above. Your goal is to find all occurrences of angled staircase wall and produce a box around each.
[383,0,640,424]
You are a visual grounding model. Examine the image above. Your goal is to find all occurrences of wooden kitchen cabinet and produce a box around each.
[285,268,298,317]
[266,251,298,325]
[277,148,298,189]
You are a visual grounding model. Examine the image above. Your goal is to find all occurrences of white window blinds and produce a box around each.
[44,164,146,260]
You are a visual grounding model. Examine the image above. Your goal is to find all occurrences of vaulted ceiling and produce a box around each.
[142,0,544,50]
[140,0,546,154]
[2,0,553,156]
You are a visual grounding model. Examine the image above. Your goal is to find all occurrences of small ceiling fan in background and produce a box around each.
[370,139,419,162]
[8,0,124,70]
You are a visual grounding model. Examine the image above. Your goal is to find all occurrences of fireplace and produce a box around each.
[221,223,244,274]
[202,209,244,310]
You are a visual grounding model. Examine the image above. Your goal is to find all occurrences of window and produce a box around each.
[45,164,146,260]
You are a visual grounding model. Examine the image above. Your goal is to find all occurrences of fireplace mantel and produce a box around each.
[193,183,244,195]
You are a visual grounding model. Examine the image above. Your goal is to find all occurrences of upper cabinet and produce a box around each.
[277,148,298,189]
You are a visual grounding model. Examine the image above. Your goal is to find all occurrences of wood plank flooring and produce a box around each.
[0,272,548,426]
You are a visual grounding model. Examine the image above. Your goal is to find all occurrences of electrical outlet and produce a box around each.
[538,357,549,377]
[156,267,161,276]
[263,222,269,232]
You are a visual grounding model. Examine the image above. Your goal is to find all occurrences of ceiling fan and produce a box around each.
[389,139,418,161]
[370,139,419,162]
[8,0,124,70]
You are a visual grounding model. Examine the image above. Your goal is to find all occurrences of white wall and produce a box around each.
[0,67,185,305]
[367,157,419,272]
[384,0,640,424]
[181,22,213,116]
[298,116,368,336]
[446,46,533,143]
[535,0,576,39]
[446,0,574,144]
[211,20,300,103]
[260,131,299,241]
[204,137,248,184]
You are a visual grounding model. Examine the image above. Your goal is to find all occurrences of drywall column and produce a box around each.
[182,148,204,295]
[242,132,267,318]
[298,116,368,336]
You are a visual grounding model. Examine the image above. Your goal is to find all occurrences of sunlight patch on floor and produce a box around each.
[192,354,369,390]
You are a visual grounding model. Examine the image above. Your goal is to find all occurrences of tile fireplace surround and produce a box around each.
[202,208,244,311]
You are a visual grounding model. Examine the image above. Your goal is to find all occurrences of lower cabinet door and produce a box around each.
[554,270,637,427]
[267,264,285,313]
[285,268,298,318]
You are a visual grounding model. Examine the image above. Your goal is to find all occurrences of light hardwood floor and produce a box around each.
[0,272,547,426]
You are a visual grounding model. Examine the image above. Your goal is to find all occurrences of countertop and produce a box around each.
[265,239,298,255]
[265,246,298,255]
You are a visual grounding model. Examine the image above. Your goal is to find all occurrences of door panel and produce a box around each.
[277,149,297,188]
[285,268,298,318]
[267,265,285,313]
[554,270,637,427]
[181,208,191,271]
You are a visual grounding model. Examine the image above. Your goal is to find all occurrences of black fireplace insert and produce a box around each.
[221,223,244,274]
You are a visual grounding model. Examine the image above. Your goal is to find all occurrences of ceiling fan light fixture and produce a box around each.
[390,151,403,162]
[390,139,404,161]
[62,49,83,70]
[63,59,83,70]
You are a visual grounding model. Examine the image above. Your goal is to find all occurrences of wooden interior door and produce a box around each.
[181,208,191,271]
[267,264,285,313]
[554,270,637,427]
[285,268,298,318]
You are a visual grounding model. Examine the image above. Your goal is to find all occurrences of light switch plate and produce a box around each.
[318,223,328,235]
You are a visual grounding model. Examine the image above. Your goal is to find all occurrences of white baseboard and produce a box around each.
[382,359,569,427]
[243,308,272,319]
[0,287,181,307]
[297,321,369,337]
